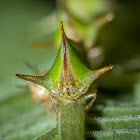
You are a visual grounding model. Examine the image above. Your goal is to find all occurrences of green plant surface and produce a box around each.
[35,127,59,140]
[0,1,57,140]
[1,0,140,140]
[89,129,140,140]
[0,91,56,140]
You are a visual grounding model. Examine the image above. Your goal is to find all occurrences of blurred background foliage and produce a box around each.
[0,0,140,139]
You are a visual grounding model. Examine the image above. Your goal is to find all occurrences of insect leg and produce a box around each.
[77,92,97,112]
[49,95,60,122]
[85,92,97,112]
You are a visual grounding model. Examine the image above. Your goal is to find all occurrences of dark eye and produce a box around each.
[61,92,68,97]
[70,91,76,96]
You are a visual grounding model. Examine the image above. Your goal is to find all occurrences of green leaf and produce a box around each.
[35,126,59,140]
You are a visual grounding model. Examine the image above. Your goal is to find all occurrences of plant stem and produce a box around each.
[59,102,86,140]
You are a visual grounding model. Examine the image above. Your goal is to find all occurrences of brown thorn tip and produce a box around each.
[16,74,22,78]
[16,74,28,80]
[61,21,65,45]
[61,21,66,47]
[110,65,114,69]
[61,21,63,27]
[61,21,64,34]
[104,65,114,71]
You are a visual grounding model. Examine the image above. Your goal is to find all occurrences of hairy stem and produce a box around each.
[59,102,86,140]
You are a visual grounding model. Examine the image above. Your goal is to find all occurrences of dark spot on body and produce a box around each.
[67,88,70,96]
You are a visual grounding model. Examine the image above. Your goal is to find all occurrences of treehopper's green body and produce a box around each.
[16,22,113,103]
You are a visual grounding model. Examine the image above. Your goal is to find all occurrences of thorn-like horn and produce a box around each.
[16,74,46,87]
[61,21,68,84]
[91,65,114,81]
